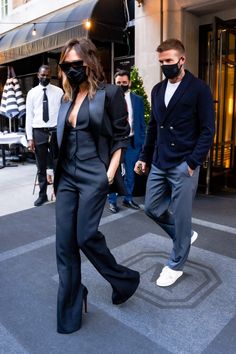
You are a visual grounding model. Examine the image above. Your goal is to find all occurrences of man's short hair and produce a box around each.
[114,69,130,80]
[156,39,185,54]
[38,64,50,73]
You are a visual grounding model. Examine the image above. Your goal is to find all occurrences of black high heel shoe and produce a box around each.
[82,286,88,314]
[57,284,88,334]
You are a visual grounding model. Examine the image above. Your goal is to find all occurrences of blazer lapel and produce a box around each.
[89,85,106,143]
[130,93,136,130]
[156,80,168,124]
[57,100,71,148]
[163,71,194,122]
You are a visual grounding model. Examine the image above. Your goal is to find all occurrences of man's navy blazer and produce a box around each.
[54,84,130,194]
[130,92,145,149]
[139,70,215,170]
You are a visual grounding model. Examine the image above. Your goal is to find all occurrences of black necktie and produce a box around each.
[43,88,49,123]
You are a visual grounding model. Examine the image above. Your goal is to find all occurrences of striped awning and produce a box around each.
[0,67,26,119]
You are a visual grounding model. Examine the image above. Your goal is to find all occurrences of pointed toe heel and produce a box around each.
[83,287,88,314]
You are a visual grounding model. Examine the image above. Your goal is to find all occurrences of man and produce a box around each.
[26,65,63,206]
[108,70,146,213]
[135,39,215,287]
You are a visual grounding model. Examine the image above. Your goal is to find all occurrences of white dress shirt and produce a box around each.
[25,83,63,140]
[125,91,134,136]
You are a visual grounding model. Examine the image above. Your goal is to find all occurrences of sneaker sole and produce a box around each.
[191,231,198,245]
[156,271,183,287]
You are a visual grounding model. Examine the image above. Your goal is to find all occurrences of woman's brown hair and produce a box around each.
[59,38,105,101]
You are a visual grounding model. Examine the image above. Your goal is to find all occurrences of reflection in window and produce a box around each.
[1,0,8,18]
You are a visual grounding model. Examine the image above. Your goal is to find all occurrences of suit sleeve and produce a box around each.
[106,86,130,155]
[138,96,146,146]
[25,90,34,140]
[139,86,158,164]
[186,83,215,169]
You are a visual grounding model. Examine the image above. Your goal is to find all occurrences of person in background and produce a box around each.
[135,38,215,287]
[25,65,63,206]
[54,38,140,334]
[108,70,146,213]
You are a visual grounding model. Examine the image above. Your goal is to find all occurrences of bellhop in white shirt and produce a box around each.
[26,78,63,140]
[25,65,63,207]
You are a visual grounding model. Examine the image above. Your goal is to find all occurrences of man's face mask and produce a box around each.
[120,85,129,93]
[161,58,183,79]
[59,60,87,86]
[39,77,50,87]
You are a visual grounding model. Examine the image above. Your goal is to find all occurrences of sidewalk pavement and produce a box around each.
[0,162,54,216]
[0,162,236,354]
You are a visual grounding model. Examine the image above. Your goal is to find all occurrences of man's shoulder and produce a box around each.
[130,92,143,101]
[27,85,39,96]
[151,80,165,96]
[49,84,63,93]
[184,70,209,89]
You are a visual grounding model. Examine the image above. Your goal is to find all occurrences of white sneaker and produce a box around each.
[156,266,183,287]
[191,231,198,245]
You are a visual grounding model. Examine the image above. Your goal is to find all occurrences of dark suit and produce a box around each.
[109,92,145,204]
[140,70,215,270]
[54,84,140,333]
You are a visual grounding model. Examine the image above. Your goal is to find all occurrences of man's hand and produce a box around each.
[188,165,194,176]
[28,139,35,152]
[134,160,148,175]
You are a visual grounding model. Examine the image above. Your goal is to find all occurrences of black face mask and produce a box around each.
[64,66,87,87]
[39,77,50,86]
[161,58,182,79]
[120,85,129,93]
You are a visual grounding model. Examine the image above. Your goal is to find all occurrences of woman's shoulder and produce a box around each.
[101,83,118,93]
[102,83,122,100]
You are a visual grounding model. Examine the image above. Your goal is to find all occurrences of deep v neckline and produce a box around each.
[68,94,88,128]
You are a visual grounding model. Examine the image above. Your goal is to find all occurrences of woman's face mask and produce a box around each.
[60,60,87,86]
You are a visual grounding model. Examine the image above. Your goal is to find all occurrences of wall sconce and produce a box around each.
[32,23,37,36]
[83,19,92,30]
[136,0,144,7]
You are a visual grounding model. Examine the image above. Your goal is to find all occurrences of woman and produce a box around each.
[54,38,140,334]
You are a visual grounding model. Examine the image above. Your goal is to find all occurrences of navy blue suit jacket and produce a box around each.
[130,92,145,149]
[139,70,215,170]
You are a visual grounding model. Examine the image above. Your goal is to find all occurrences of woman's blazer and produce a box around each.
[54,83,130,195]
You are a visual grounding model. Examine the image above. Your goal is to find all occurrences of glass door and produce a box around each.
[199,17,236,192]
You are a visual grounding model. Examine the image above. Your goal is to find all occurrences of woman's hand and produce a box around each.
[107,149,122,185]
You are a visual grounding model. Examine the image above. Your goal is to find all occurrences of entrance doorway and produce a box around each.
[199,18,236,192]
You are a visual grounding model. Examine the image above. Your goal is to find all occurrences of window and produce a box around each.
[1,0,8,18]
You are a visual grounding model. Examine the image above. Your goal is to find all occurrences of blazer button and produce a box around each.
[171,142,175,146]
[170,126,174,130]
[160,125,164,128]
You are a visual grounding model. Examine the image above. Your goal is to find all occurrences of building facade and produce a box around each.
[0,0,235,192]
[135,0,236,192]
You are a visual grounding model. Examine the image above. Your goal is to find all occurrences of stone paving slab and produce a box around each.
[77,233,236,354]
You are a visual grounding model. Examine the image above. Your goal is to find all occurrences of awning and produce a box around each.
[0,0,126,65]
